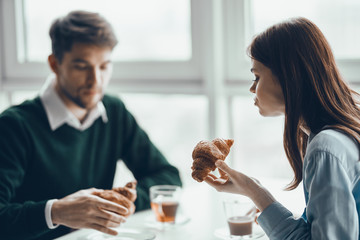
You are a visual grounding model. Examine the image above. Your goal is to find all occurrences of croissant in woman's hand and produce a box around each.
[191,138,234,182]
[93,181,137,217]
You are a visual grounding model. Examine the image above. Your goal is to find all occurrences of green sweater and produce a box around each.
[0,95,182,240]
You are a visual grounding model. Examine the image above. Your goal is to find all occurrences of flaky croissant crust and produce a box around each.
[93,181,137,217]
[191,138,234,182]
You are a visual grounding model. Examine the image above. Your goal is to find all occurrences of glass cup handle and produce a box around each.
[245,206,260,224]
[158,196,164,217]
[254,208,261,224]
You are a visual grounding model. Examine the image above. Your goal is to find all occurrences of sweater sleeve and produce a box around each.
[118,102,182,211]
[0,112,51,239]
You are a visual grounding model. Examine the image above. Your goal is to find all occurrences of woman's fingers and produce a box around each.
[204,175,228,186]
[204,175,214,183]
[207,173,217,180]
[215,160,235,177]
[206,173,228,184]
[205,176,234,193]
[204,176,218,187]
[218,168,228,179]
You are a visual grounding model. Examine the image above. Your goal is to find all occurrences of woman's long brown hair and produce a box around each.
[248,17,360,190]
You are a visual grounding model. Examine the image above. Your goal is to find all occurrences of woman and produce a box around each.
[205,17,360,239]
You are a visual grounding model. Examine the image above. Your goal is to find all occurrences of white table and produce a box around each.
[56,179,305,240]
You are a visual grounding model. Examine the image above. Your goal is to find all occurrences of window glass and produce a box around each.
[118,93,208,187]
[231,95,293,182]
[251,0,360,59]
[10,91,38,106]
[0,93,11,113]
[22,0,191,62]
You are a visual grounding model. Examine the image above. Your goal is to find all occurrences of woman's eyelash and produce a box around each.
[252,77,259,82]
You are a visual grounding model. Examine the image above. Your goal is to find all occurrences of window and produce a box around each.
[23,0,191,62]
[117,93,208,186]
[230,96,291,179]
[226,0,360,82]
[251,0,360,59]
[1,0,199,84]
[1,0,360,191]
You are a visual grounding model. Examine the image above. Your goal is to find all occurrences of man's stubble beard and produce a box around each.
[61,85,104,110]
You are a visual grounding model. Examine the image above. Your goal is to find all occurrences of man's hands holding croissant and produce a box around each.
[51,182,137,236]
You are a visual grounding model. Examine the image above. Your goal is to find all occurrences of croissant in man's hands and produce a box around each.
[93,181,137,217]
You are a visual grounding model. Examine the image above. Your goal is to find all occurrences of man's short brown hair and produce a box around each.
[49,10,118,62]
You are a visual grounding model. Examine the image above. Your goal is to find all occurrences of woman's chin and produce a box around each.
[259,109,284,117]
[258,110,268,117]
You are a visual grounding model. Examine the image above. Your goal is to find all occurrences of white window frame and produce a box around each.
[0,0,233,139]
[223,0,360,85]
[0,0,204,92]
[1,0,360,139]
[0,0,3,90]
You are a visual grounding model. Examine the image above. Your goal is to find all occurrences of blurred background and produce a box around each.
[1,0,360,191]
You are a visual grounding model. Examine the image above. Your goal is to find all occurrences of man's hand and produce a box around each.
[52,188,129,235]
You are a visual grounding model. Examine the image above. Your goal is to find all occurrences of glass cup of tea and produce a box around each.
[223,197,257,238]
[150,185,181,224]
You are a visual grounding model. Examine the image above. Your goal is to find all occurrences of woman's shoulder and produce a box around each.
[304,129,360,190]
[310,128,356,147]
[306,128,359,165]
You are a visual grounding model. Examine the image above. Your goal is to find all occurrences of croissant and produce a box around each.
[191,138,234,182]
[93,181,137,217]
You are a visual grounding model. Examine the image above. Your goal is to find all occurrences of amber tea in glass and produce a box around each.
[150,185,181,223]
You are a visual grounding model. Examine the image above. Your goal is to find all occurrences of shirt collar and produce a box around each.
[307,125,332,145]
[308,132,316,144]
[39,74,108,131]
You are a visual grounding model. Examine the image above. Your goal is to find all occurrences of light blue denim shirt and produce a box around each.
[257,129,360,239]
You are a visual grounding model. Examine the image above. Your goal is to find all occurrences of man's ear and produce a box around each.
[48,54,59,74]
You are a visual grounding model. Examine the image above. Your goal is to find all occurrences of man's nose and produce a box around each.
[87,68,102,85]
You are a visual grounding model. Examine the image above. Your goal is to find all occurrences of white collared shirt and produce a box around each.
[39,75,109,229]
[39,74,108,132]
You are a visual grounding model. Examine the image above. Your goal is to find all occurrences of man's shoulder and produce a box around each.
[0,97,45,129]
[101,94,138,126]
[0,97,43,119]
[102,94,126,110]
[103,94,123,104]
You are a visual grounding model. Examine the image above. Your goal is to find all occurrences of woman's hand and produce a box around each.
[204,160,256,196]
[204,160,276,211]
[52,188,129,235]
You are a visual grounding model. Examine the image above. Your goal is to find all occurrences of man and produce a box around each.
[0,10,181,240]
